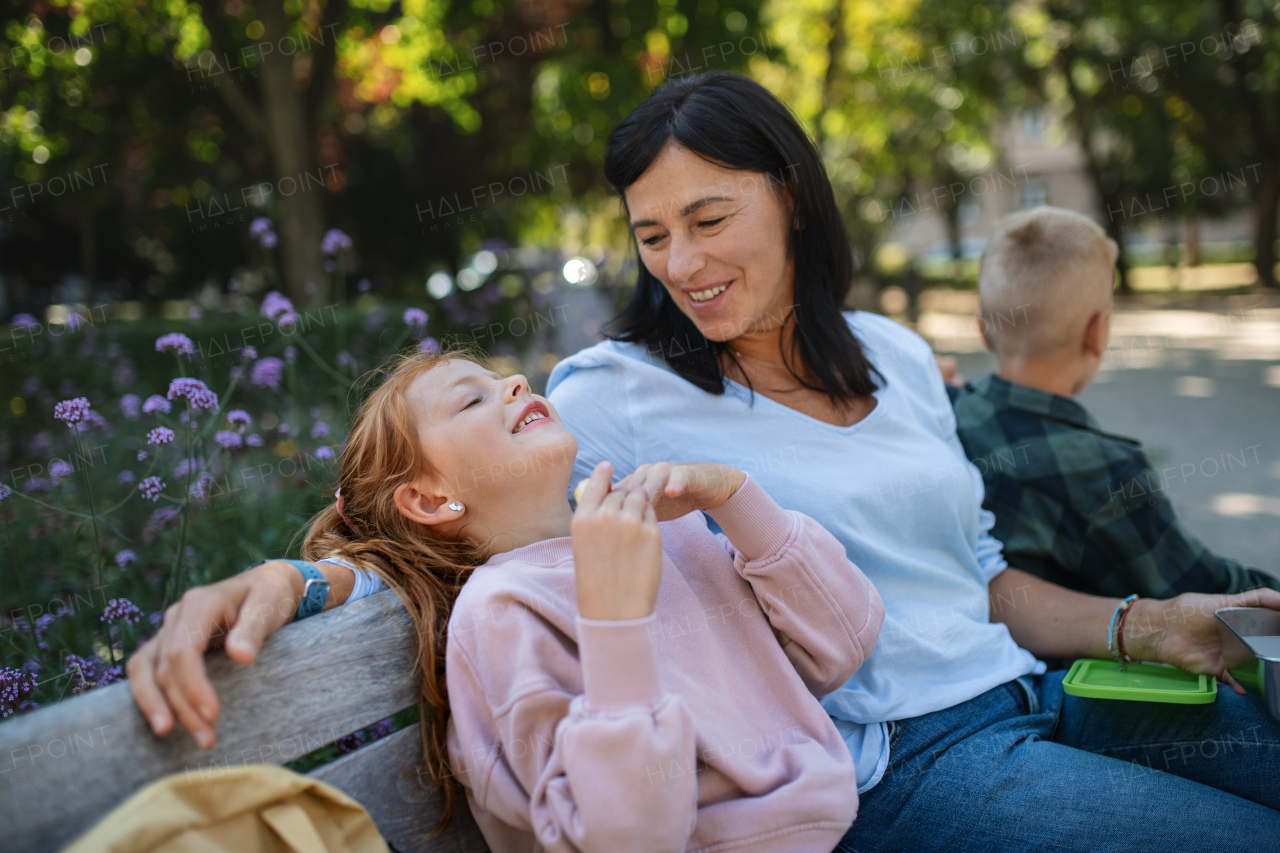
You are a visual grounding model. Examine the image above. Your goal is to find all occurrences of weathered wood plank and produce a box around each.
[0,590,420,853]
[312,726,491,853]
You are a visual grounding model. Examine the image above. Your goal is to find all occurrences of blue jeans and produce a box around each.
[836,670,1280,852]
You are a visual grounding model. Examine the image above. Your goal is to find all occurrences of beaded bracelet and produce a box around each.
[1108,594,1139,672]
[1117,597,1139,665]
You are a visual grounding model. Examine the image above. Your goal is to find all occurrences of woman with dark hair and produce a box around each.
[543,71,1280,851]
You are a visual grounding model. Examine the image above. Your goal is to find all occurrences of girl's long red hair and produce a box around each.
[302,346,493,832]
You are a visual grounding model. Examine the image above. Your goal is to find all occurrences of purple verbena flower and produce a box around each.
[418,337,441,354]
[118,469,136,484]
[172,457,202,479]
[242,346,257,360]
[72,410,109,435]
[142,395,171,415]
[33,614,55,650]
[53,397,91,426]
[119,394,142,419]
[260,230,278,249]
[358,278,372,292]
[283,346,297,363]
[11,313,39,331]
[321,228,353,255]
[314,446,334,460]
[102,598,142,625]
[49,460,73,482]
[115,549,137,568]
[226,410,251,429]
[403,308,429,329]
[0,483,10,502]
[155,333,196,356]
[214,430,243,450]
[144,507,180,539]
[250,357,284,392]
[249,217,273,238]
[139,476,164,501]
[1,667,38,717]
[260,291,296,323]
[24,477,50,493]
[189,471,216,500]
[147,426,175,445]
[335,732,365,755]
[167,378,218,410]
[311,421,330,439]
[64,655,97,693]
[246,434,264,447]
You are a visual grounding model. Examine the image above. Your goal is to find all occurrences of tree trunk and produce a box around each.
[1253,159,1279,289]
[1053,38,1131,293]
[1183,213,1201,267]
[259,0,328,306]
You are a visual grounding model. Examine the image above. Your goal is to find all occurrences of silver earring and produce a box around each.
[448,502,464,512]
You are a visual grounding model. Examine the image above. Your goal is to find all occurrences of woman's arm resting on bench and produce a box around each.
[126,560,356,749]
[990,567,1280,692]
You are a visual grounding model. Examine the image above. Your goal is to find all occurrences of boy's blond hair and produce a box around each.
[978,206,1118,358]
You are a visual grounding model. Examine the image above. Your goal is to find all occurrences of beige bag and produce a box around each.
[62,763,389,853]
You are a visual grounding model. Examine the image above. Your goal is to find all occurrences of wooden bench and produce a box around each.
[0,590,491,852]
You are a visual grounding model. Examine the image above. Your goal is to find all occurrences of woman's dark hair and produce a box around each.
[603,70,881,400]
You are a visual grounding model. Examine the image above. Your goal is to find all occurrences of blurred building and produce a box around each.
[887,107,1257,275]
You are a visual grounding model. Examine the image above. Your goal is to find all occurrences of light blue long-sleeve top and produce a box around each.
[336,310,1044,794]
[543,311,1044,793]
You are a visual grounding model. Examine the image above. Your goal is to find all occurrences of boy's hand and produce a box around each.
[613,462,746,522]
[572,461,664,621]
[126,562,302,749]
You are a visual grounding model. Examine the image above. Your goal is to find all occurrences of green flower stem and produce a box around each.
[72,427,105,589]
[335,256,347,357]
[4,513,41,665]
[163,401,197,611]
[196,370,244,444]
[294,332,353,387]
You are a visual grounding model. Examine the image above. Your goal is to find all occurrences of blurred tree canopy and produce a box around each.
[1,0,1276,315]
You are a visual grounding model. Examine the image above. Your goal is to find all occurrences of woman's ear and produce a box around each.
[393,479,463,529]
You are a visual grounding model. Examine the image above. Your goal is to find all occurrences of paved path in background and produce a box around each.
[926,297,1280,578]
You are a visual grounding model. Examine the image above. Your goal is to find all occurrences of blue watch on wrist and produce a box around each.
[245,558,329,620]
[286,560,330,620]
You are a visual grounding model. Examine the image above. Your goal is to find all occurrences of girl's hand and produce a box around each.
[571,461,665,621]
[612,462,746,522]
[1127,588,1280,694]
[126,562,302,748]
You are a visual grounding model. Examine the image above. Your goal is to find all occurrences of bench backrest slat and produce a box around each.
[0,590,435,852]
[311,725,491,852]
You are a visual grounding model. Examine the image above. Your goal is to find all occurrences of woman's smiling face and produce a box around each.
[624,141,797,343]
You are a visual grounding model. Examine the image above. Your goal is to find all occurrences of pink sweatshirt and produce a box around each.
[444,475,884,853]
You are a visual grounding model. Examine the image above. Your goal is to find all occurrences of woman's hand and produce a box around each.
[612,461,746,522]
[1126,588,1280,694]
[126,562,303,748]
[571,461,665,621]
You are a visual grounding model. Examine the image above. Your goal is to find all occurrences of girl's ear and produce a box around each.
[394,479,463,529]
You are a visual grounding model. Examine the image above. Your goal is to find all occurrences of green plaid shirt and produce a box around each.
[947,374,1277,598]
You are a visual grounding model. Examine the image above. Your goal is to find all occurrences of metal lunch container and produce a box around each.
[1215,606,1280,722]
